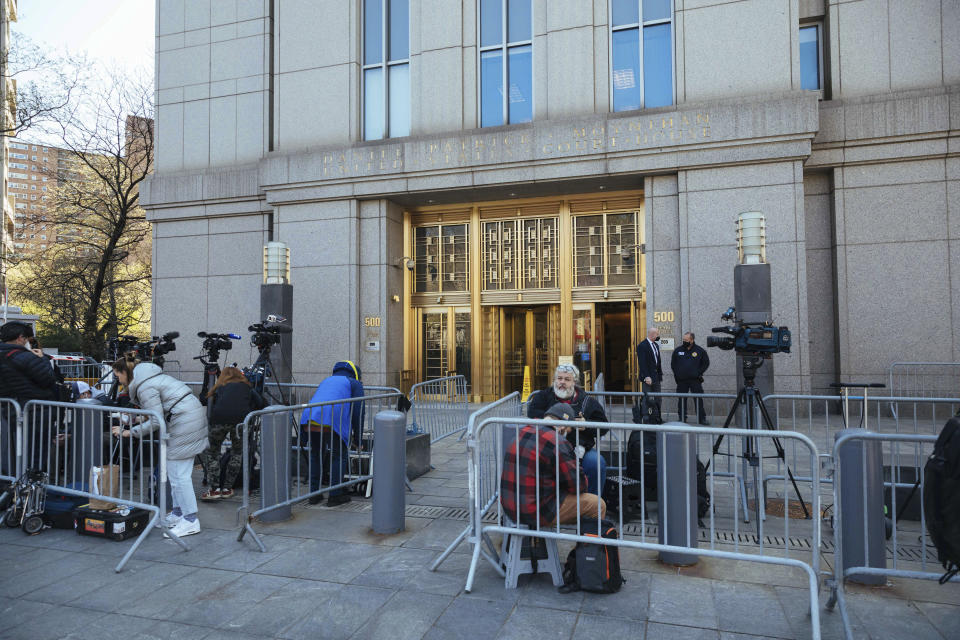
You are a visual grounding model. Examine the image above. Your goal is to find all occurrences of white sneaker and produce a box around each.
[163,512,182,527]
[163,517,201,538]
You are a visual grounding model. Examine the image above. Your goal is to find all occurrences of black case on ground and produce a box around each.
[73,506,151,541]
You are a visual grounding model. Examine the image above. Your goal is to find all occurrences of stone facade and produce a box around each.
[144,0,960,391]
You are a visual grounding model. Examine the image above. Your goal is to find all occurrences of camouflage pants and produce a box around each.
[201,423,243,490]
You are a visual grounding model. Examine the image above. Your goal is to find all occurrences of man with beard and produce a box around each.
[526,364,608,494]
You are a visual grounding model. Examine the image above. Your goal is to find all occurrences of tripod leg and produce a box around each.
[756,395,811,519]
[896,478,921,523]
[708,387,747,471]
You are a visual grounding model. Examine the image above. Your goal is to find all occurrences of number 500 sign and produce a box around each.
[652,311,674,323]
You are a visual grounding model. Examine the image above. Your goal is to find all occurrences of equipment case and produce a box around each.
[74,506,151,541]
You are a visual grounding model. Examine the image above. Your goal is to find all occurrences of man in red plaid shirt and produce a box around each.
[500,403,606,528]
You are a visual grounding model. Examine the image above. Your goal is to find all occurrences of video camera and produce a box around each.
[706,307,791,355]
[136,331,179,366]
[248,317,291,350]
[105,335,140,361]
[196,331,240,363]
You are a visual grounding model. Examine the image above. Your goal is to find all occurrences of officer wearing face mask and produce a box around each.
[671,331,710,425]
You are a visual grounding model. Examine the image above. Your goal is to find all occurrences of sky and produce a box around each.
[12,0,155,75]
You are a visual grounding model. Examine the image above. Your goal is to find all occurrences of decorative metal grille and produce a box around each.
[414,223,469,292]
[483,217,558,291]
[573,210,641,287]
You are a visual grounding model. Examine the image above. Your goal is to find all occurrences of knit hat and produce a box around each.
[544,403,577,421]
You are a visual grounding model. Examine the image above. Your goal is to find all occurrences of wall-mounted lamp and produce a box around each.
[263,241,290,284]
[395,256,415,271]
[392,294,401,302]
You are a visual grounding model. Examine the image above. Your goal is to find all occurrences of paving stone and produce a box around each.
[414,495,470,508]
[20,559,152,605]
[401,518,484,553]
[62,561,198,613]
[407,551,472,597]
[209,533,309,572]
[423,597,516,640]
[518,576,584,612]
[0,550,102,598]
[60,614,212,640]
[847,593,946,640]
[712,580,794,638]
[646,622,720,640]
[168,572,292,628]
[351,546,441,589]
[915,601,960,639]
[351,589,453,640]
[579,570,650,621]
[774,585,857,640]
[495,604,578,639]
[255,539,391,583]
[130,528,241,568]
[0,601,106,640]
[571,614,644,639]
[647,573,718,629]
[114,567,246,620]
[279,584,394,640]
[220,578,341,637]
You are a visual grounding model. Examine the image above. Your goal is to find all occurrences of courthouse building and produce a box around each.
[144,0,960,399]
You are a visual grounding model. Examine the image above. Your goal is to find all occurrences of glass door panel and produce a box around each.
[421,311,448,380]
[572,304,595,389]
[454,311,472,390]
[482,306,501,396]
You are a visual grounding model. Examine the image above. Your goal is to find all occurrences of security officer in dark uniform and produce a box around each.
[671,331,710,425]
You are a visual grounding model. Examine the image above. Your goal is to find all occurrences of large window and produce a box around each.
[610,0,673,111]
[573,211,641,287]
[479,0,532,127]
[414,224,469,292]
[799,23,822,91]
[363,0,410,140]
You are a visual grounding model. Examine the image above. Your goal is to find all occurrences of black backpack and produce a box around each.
[559,518,624,594]
[923,416,960,584]
[208,382,256,426]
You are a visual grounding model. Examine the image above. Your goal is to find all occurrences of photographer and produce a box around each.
[199,366,265,500]
[0,322,59,475]
[671,331,710,425]
[110,355,208,538]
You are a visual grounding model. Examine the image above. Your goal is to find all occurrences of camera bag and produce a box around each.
[559,518,624,594]
[74,505,151,541]
[43,482,89,529]
[923,416,960,584]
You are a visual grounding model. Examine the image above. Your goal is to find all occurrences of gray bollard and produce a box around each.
[259,409,292,523]
[373,410,406,534]
[836,428,886,585]
[70,399,106,485]
[657,427,699,565]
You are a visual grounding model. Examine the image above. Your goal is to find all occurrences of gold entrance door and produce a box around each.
[572,300,645,392]
[495,305,560,395]
[416,307,472,390]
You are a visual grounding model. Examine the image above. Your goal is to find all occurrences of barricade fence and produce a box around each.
[888,362,960,404]
[588,389,739,428]
[463,416,822,639]
[0,398,21,482]
[18,400,189,571]
[236,391,403,552]
[431,391,523,572]
[409,375,469,444]
[827,431,960,640]
[181,381,403,409]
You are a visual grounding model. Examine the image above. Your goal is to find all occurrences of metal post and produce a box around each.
[657,428,698,565]
[259,409,292,523]
[836,428,886,585]
[70,399,104,484]
[373,410,406,534]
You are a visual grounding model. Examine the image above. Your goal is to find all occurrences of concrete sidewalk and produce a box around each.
[0,438,958,639]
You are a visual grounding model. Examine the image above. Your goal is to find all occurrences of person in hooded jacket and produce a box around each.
[299,361,364,507]
[110,356,209,538]
[199,366,266,500]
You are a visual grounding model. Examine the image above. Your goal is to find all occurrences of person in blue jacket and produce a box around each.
[299,361,364,506]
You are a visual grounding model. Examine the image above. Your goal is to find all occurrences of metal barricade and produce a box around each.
[430,392,524,572]
[888,362,960,406]
[588,389,738,426]
[409,375,469,444]
[18,400,189,571]
[464,416,823,639]
[826,431,959,640]
[236,391,402,552]
[1,398,22,481]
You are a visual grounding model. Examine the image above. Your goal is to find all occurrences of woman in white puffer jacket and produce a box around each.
[110,356,209,537]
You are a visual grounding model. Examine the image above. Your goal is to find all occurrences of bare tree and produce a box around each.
[9,69,153,358]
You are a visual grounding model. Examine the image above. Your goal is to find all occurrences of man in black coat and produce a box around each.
[636,326,664,420]
[0,322,58,405]
[0,322,58,475]
[527,363,608,495]
[671,331,711,425]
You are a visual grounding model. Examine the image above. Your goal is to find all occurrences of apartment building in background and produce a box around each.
[6,140,60,252]
[144,0,960,397]
[0,0,16,300]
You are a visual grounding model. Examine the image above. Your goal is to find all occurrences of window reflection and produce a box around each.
[508,45,532,124]
[480,0,532,127]
[612,30,641,111]
[480,50,504,128]
[799,25,820,90]
[610,1,673,111]
[363,0,410,140]
[642,23,672,108]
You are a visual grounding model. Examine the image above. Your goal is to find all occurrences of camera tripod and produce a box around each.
[708,354,810,533]
[244,343,291,406]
